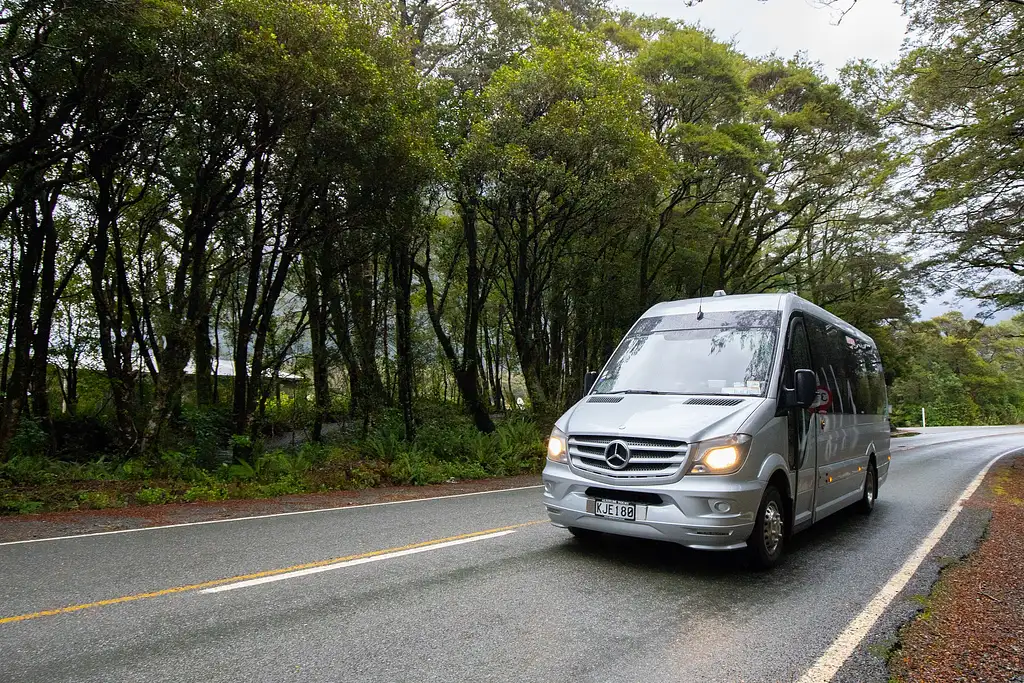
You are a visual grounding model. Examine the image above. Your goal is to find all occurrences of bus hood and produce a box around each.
[561,394,765,443]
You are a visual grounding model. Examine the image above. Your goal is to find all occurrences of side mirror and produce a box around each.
[583,370,598,395]
[794,369,816,409]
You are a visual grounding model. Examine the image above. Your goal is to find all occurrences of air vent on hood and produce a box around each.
[587,395,624,404]
[684,397,744,407]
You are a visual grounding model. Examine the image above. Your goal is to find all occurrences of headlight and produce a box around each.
[547,427,568,464]
[689,434,752,475]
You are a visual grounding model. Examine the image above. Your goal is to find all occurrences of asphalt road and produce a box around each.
[1,427,1022,683]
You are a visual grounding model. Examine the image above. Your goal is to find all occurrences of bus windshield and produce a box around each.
[593,316,779,397]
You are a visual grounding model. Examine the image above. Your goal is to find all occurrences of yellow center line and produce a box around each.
[0,520,545,626]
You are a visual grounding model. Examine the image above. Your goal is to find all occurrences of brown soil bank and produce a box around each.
[890,455,1024,682]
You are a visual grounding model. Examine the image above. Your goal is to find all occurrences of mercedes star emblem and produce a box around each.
[604,440,631,470]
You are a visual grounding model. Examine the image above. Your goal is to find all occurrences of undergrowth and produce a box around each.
[0,412,544,515]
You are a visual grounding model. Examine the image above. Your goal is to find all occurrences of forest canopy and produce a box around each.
[1,0,1022,469]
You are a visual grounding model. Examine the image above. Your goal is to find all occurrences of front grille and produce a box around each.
[568,434,689,482]
[684,397,744,407]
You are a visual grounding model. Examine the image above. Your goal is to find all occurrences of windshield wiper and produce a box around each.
[600,389,678,395]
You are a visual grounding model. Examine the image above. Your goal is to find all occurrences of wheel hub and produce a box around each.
[763,501,784,553]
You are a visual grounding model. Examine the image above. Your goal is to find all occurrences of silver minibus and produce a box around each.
[542,292,891,567]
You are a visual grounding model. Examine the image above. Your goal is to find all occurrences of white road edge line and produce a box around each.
[201,530,518,594]
[796,446,1023,683]
[0,485,544,547]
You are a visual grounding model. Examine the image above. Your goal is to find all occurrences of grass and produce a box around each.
[0,414,546,515]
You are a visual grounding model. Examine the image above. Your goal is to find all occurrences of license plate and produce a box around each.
[588,499,637,521]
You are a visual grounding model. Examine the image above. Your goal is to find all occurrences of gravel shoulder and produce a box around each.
[0,474,541,543]
[889,454,1024,682]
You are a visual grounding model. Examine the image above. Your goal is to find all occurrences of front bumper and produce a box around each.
[542,462,765,550]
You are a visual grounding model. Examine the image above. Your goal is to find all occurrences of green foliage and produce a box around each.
[894,0,1024,307]
[1,0,976,483]
[155,451,207,481]
[5,419,48,460]
[135,487,173,506]
[0,494,45,515]
[0,407,545,515]
[362,411,544,483]
[348,464,384,489]
[888,313,1024,427]
[179,406,232,466]
[363,426,406,462]
[182,484,230,503]
[77,491,121,510]
[0,455,55,486]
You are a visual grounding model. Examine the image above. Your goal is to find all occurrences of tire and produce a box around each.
[857,462,877,515]
[568,527,600,543]
[747,485,786,569]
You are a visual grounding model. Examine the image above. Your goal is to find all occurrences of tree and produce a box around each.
[465,16,666,417]
[894,0,1024,310]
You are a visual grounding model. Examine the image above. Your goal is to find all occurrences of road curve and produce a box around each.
[1,427,1022,683]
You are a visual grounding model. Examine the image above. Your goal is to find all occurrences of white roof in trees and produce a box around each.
[184,359,303,381]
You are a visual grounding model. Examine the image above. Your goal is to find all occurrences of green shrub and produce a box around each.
[60,457,117,482]
[179,405,232,466]
[182,483,229,502]
[364,428,405,461]
[118,457,153,480]
[297,441,330,464]
[136,487,172,506]
[6,418,48,459]
[225,458,258,482]
[224,450,314,484]
[77,491,120,509]
[414,421,478,462]
[152,449,214,482]
[0,454,56,486]
[494,417,544,474]
[440,460,488,481]
[0,401,545,515]
[389,447,446,486]
[0,493,45,515]
[349,463,383,488]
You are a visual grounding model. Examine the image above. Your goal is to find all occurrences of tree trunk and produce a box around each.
[324,271,361,420]
[0,200,44,443]
[304,255,330,442]
[29,192,60,422]
[194,307,214,407]
[390,239,416,439]
[65,363,79,415]
[345,262,385,421]
[414,256,495,432]
[89,200,139,450]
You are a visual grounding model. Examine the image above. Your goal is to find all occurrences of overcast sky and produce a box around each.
[617,0,908,75]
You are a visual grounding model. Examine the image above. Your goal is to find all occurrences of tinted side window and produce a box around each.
[850,338,887,415]
[827,325,854,414]
[807,315,886,415]
[869,346,887,415]
[783,317,812,389]
[805,317,840,414]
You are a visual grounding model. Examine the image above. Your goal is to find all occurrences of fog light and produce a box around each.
[713,501,732,513]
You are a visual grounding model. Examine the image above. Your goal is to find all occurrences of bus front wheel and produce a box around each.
[748,484,786,569]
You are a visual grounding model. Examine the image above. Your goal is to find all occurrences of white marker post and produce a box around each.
[922,407,926,428]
